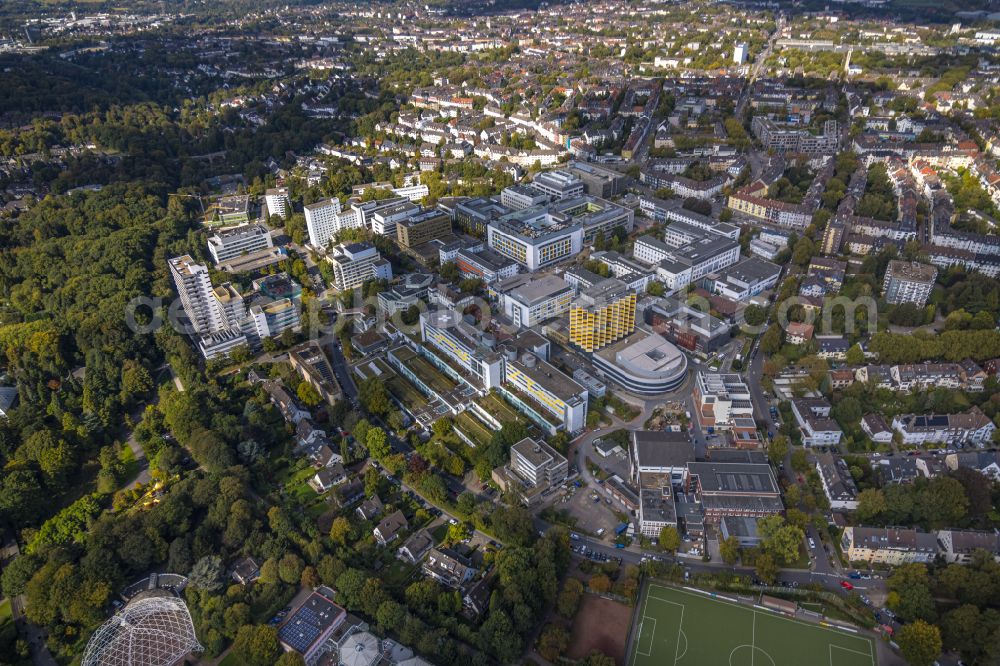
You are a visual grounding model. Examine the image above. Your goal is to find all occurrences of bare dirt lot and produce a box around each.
[567,592,633,665]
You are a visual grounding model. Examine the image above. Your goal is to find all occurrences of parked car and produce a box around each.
[849,571,862,580]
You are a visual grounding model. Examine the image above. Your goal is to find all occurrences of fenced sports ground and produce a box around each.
[628,583,877,666]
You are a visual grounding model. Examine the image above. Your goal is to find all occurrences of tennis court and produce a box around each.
[629,584,877,666]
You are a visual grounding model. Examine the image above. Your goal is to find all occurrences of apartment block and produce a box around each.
[751,117,840,154]
[304,198,355,250]
[882,260,937,306]
[841,527,938,565]
[264,187,290,219]
[814,453,859,510]
[790,398,843,447]
[727,189,812,229]
[891,406,996,447]
[169,255,221,334]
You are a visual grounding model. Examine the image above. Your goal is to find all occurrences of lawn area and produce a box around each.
[284,465,319,504]
[403,352,457,395]
[382,556,419,589]
[477,391,524,425]
[386,375,427,411]
[629,583,877,666]
[454,410,493,448]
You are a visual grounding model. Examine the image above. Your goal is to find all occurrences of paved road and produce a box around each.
[323,334,359,404]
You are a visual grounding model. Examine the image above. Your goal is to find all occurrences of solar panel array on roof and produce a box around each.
[914,415,949,427]
[279,605,322,653]
[278,594,344,655]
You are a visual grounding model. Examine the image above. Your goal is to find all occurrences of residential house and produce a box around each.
[790,398,843,447]
[463,574,494,618]
[892,406,996,447]
[397,531,434,564]
[861,414,893,444]
[937,529,1000,563]
[786,322,815,345]
[332,480,365,509]
[374,510,408,546]
[308,464,347,493]
[829,370,855,390]
[945,451,1000,481]
[356,496,385,521]
[0,386,18,418]
[875,457,920,485]
[265,381,310,425]
[816,336,849,361]
[422,547,476,588]
[814,454,859,510]
[841,526,938,565]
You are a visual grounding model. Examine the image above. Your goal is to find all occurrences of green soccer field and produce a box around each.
[629,584,877,666]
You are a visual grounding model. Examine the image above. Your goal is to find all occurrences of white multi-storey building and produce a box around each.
[734,42,748,64]
[369,201,419,239]
[693,372,755,430]
[207,224,273,265]
[326,242,393,290]
[487,210,584,272]
[304,198,350,250]
[531,169,585,200]
[500,184,549,211]
[264,187,290,220]
[882,260,937,306]
[510,437,568,487]
[493,273,574,328]
[634,235,742,291]
[169,255,222,334]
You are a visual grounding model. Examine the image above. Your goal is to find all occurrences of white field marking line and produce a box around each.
[636,617,657,657]
[658,586,877,649]
[752,611,757,666]
[676,629,689,663]
[632,590,654,665]
[642,587,687,665]
[829,643,877,666]
[673,604,685,666]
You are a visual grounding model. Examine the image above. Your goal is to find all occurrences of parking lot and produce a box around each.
[556,479,623,541]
